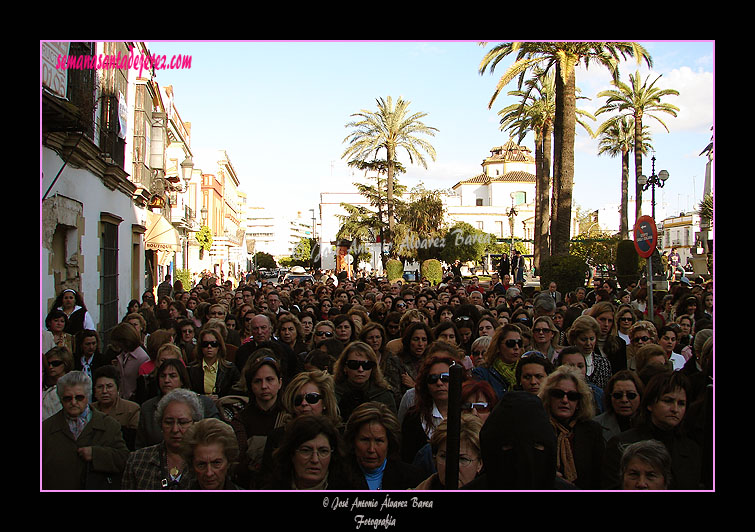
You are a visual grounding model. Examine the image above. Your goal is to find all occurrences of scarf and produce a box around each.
[67,405,92,440]
[550,418,578,484]
[492,358,518,389]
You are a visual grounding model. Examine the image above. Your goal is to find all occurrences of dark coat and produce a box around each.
[335,380,397,423]
[565,419,605,489]
[602,423,702,490]
[349,457,426,490]
[187,361,241,398]
[600,336,628,374]
[42,408,130,490]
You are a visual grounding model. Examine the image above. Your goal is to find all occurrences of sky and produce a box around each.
[150,40,714,221]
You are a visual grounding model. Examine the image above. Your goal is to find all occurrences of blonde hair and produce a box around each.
[539,365,595,422]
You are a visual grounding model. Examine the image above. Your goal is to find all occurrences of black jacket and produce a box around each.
[349,457,426,490]
[187,361,241,398]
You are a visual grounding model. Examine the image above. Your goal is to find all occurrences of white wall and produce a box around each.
[42,147,142,329]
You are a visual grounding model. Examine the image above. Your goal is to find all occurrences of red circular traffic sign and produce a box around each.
[633,215,658,258]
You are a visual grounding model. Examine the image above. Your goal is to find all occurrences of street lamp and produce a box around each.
[638,154,669,219]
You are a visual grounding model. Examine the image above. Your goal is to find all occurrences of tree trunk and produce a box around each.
[634,111,644,221]
[620,149,630,239]
[541,121,553,263]
[552,65,576,256]
[387,148,395,255]
[533,131,543,272]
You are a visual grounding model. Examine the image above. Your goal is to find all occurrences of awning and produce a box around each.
[145,211,181,252]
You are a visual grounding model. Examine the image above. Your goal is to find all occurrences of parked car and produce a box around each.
[283,266,314,285]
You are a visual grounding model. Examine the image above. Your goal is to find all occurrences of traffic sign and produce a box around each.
[633,216,658,258]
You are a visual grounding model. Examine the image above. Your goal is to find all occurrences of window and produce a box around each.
[476,198,483,206]
[100,217,120,333]
[477,221,484,230]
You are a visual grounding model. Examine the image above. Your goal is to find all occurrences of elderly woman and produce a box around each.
[469,335,492,368]
[593,370,644,443]
[538,365,605,489]
[620,439,673,490]
[415,414,484,490]
[312,320,337,348]
[265,414,353,489]
[109,322,151,402]
[257,370,341,487]
[587,301,629,373]
[43,346,74,421]
[230,354,286,489]
[180,418,241,490]
[566,315,613,390]
[135,357,221,449]
[471,324,523,400]
[42,371,130,490]
[188,327,241,399]
[91,365,140,450]
[530,316,561,363]
[602,370,701,489]
[334,341,397,422]
[344,402,425,490]
[400,343,461,463]
[555,347,605,415]
[121,388,204,489]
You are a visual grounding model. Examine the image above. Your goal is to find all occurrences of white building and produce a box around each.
[246,206,314,260]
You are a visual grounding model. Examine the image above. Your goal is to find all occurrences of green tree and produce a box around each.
[394,184,446,263]
[596,115,652,239]
[479,42,652,255]
[342,96,438,248]
[254,251,276,269]
[440,222,496,264]
[596,70,680,220]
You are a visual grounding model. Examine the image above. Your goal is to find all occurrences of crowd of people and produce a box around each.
[42,265,713,491]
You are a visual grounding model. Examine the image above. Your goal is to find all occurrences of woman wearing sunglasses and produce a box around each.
[333,342,397,423]
[538,365,605,489]
[257,370,341,488]
[400,344,462,463]
[593,370,644,443]
[471,324,523,400]
[187,327,241,400]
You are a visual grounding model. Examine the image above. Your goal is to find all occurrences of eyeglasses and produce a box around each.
[548,389,580,401]
[503,338,523,348]
[611,391,639,400]
[631,336,651,344]
[315,330,334,338]
[427,372,450,385]
[461,402,490,413]
[294,392,322,406]
[533,327,553,335]
[201,341,219,348]
[436,452,478,467]
[395,303,406,309]
[619,317,634,322]
[61,394,86,403]
[48,360,65,368]
[162,417,194,429]
[345,360,376,371]
[471,350,486,358]
[454,316,472,323]
[296,446,332,460]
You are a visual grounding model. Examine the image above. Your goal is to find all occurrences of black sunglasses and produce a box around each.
[611,391,639,400]
[294,392,322,407]
[548,389,580,401]
[315,330,334,337]
[48,360,65,368]
[345,360,376,371]
[503,338,523,348]
[427,372,450,385]
[201,341,220,348]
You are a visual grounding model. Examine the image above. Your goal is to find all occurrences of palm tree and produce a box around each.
[479,42,652,255]
[342,96,438,250]
[498,68,595,270]
[596,70,680,220]
[596,115,652,239]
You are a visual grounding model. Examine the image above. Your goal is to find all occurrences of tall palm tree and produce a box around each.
[342,96,438,249]
[498,69,595,269]
[596,115,652,239]
[596,70,680,220]
[479,42,652,255]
